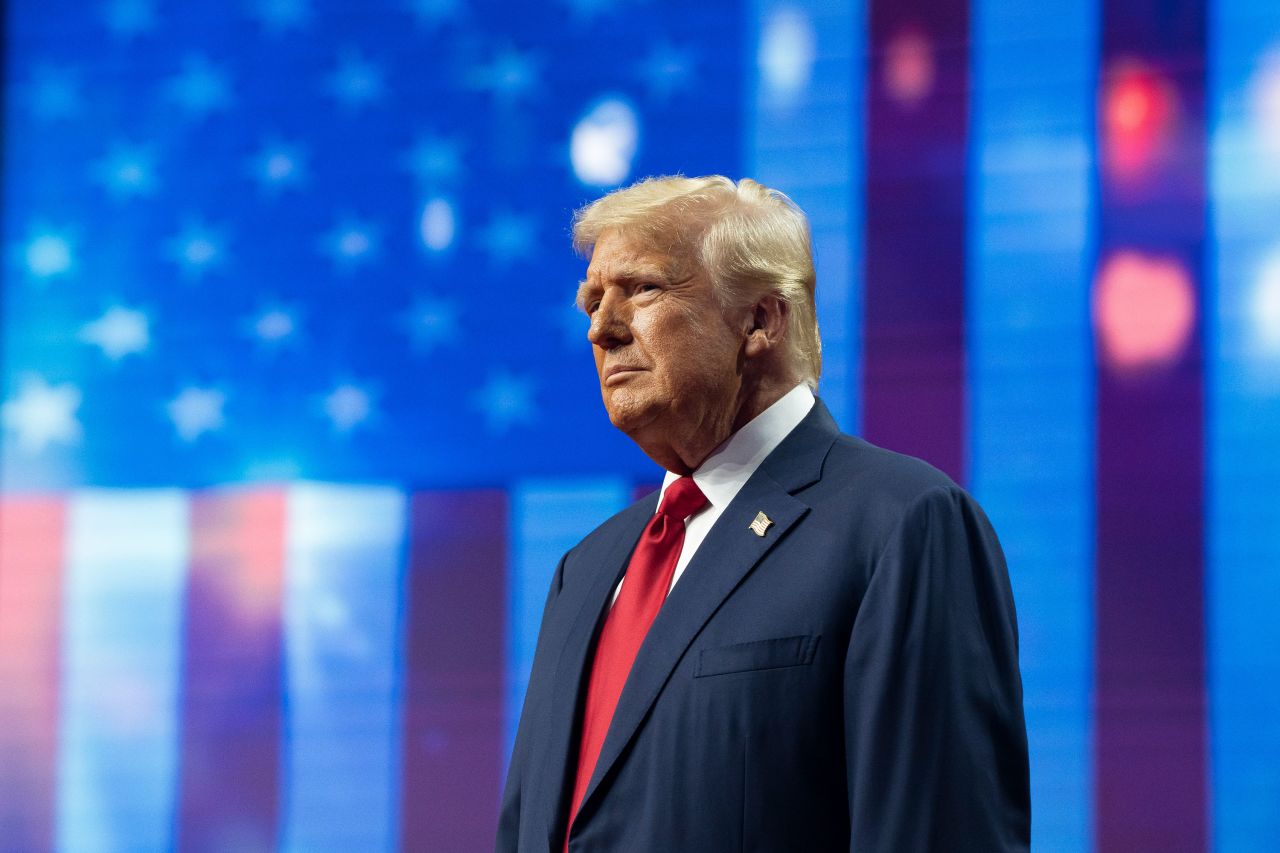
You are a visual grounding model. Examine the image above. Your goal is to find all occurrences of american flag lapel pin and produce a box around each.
[749,511,773,537]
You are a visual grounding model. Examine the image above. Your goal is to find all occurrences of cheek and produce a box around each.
[629,310,659,346]
[634,307,701,362]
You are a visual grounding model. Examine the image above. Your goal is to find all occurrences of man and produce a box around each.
[498,176,1030,852]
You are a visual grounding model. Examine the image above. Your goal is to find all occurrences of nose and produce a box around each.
[587,288,630,350]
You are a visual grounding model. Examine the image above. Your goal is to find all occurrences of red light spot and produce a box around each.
[1094,251,1196,371]
[1102,62,1177,178]
[883,27,934,108]
[1109,81,1155,132]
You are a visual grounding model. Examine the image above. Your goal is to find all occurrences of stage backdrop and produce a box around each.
[2,0,1278,851]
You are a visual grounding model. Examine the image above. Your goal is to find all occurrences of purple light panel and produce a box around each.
[402,490,507,851]
[864,0,970,481]
[1093,0,1208,849]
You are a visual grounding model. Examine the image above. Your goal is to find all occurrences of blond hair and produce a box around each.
[571,175,821,388]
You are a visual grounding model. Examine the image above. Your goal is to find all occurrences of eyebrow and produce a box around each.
[576,257,689,311]
[575,265,661,310]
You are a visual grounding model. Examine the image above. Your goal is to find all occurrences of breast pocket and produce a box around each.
[694,635,820,678]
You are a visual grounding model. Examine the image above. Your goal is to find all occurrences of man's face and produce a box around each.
[578,230,747,458]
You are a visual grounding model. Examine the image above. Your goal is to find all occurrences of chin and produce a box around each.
[602,392,661,435]
[605,406,645,434]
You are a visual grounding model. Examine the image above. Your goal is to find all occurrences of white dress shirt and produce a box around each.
[611,383,815,604]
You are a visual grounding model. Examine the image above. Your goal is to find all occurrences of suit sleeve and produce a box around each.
[496,552,567,853]
[844,485,1030,852]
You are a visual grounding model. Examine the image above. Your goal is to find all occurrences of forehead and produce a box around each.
[584,231,693,283]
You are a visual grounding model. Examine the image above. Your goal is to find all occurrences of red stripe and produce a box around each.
[862,0,970,483]
[401,490,506,851]
[178,489,286,851]
[0,497,65,849]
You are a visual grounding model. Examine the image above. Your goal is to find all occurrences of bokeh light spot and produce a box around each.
[570,98,639,187]
[1249,46,1280,162]
[1252,251,1280,355]
[1094,250,1196,371]
[759,8,815,104]
[883,27,934,108]
[1102,61,1177,179]
[419,198,455,252]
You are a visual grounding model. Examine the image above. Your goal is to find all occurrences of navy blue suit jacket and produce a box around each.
[497,401,1030,852]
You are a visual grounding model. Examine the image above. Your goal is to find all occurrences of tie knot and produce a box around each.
[658,476,707,521]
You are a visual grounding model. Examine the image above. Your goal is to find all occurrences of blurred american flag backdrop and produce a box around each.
[1,0,1278,850]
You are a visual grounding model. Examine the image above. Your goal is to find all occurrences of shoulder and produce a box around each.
[825,432,959,500]
[819,432,969,514]
[807,431,999,563]
[780,397,965,516]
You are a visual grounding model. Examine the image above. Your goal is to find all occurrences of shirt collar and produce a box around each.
[659,384,816,512]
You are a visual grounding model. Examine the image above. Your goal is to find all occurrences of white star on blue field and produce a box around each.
[166,55,232,117]
[472,370,538,434]
[468,47,542,102]
[2,0,738,487]
[405,0,461,28]
[103,0,157,37]
[321,218,381,269]
[250,0,313,32]
[478,211,537,266]
[250,141,309,192]
[21,227,76,280]
[249,305,300,345]
[638,41,696,101]
[325,51,386,110]
[94,144,158,197]
[404,135,464,186]
[323,382,376,433]
[79,306,151,360]
[27,66,81,119]
[166,222,226,278]
[2,375,83,454]
[405,294,461,352]
[167,387,226,442]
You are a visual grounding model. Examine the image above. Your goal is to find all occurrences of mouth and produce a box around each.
[602,365,646,386]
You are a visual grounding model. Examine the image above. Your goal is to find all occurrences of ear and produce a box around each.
[743,294,789,359]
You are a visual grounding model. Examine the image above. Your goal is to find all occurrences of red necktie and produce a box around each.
[564,476,708,847]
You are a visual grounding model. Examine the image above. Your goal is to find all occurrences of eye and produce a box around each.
[636,282,660,294]
[585,300,601,315]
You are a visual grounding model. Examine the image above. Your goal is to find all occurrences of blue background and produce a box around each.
[2,0,1278,850]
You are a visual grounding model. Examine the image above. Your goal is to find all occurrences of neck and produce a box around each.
[634,373,798,475]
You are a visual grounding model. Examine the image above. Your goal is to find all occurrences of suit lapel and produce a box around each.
[533,494,657,850]
[573,399,841,821]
